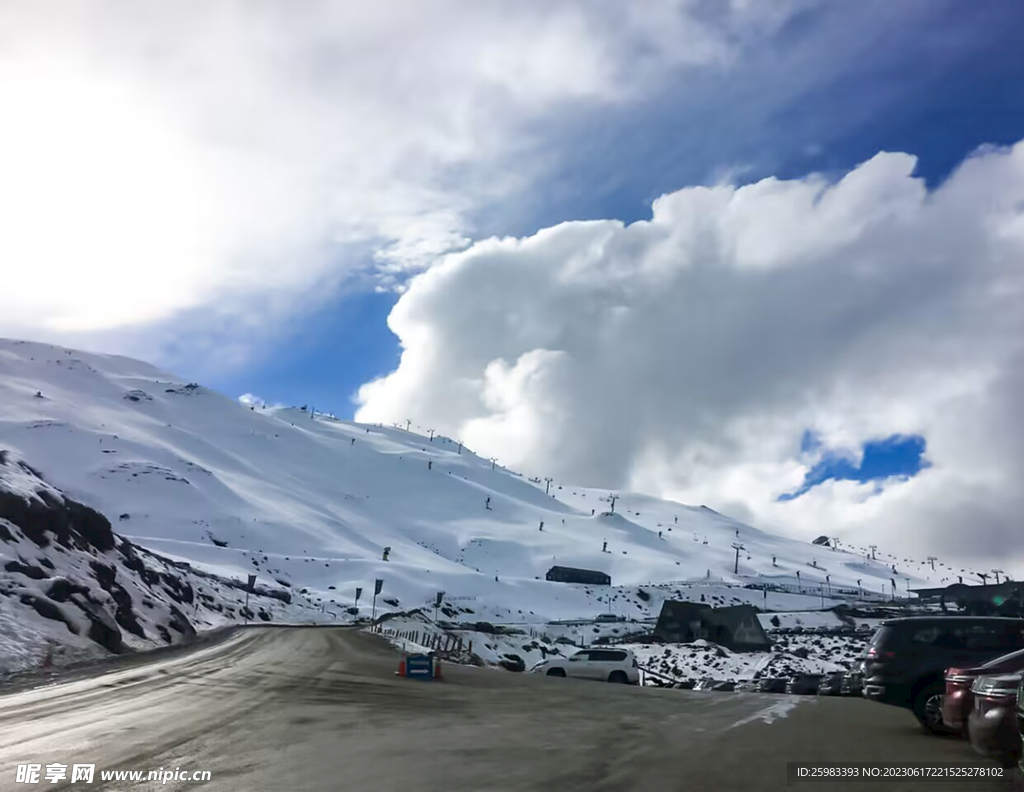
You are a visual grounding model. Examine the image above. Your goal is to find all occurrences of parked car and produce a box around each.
[840,671,864,697]
[710,680,736,692]
[861,616,1024,733]
[529,648,640,684]
[786,674,824,695]
[818,672,845,696]
[1017,681,1024,778]
[758,677,789,693]
[944,648,1024,732]
[966,674,1021,769]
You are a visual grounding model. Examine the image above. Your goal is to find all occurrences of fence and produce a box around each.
[375,626,473,661]
[740,581,914,602]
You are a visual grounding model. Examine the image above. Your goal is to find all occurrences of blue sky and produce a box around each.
[779,433,929,501]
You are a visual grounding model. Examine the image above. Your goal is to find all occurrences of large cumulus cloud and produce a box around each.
[357,141,1024,566]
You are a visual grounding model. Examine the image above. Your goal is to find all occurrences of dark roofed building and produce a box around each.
[545,566,611,586]
[911,582,1024,616]
[654,601,771,652]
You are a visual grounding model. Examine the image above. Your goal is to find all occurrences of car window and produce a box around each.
[909,626,943,645]
[569,651,590,661]
[602,650,627,662]
[957,624,1021,652]
[869,625,902,648]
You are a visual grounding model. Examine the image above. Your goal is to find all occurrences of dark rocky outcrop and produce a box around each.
[20,594,78,634]
[0,482,114,552]
[46,577,90,602]
[499,653,525,673]
[70,594,125,654]
[4,559,48,580]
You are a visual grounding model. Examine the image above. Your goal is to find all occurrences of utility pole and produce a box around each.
[856,579,862,598]
[405,419,412,431]
[869,545,878,560]
[544,477,554,495]
[832,537,840,551]
[456,440,463,454]
[796,570,801,592]
[731,543,745,575]
[927,556,937,571]
[490,457,497,470]
[993,569,1004,585]
[609,494,619,515]
[978,572,990,586]
[825,574,831,594]
[428,429,435,442]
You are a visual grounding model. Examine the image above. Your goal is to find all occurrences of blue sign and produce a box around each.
[405,653,434,680]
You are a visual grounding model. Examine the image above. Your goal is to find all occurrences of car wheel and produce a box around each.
[913,684,947,734]
[546,668,566,677]
[608,671,628,684]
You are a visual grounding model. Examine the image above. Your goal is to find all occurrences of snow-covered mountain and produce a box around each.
[0,339,952,669]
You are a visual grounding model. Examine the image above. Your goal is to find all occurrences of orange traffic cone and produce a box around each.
[433,658,442,680]
[396,655,407,677]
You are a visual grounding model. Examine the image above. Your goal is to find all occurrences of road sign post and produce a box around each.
[371,578,383,623]
[434,591,444,623]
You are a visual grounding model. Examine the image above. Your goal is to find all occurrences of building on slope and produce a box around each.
[545,566,611,586]
[654,601,771,652]
[912,582,1024,616]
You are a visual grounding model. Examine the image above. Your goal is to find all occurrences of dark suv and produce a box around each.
[862,616,1024,733]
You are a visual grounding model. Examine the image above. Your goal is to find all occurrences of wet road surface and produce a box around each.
[0,627,1014,791]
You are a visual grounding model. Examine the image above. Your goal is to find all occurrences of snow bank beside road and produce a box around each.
[629,631,866,684]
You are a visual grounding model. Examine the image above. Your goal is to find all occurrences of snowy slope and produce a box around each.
[0,338,962,668]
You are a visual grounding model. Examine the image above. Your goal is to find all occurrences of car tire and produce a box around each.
[608,671,628,684]
[546,668,566,677]
[912,683,947,735]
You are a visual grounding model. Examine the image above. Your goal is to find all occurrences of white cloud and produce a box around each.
[356,140,1024,567]
[0,0,790,345]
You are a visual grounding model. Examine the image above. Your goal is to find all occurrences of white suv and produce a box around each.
[530,648,640,684]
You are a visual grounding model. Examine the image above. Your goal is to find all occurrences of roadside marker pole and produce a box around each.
[244,573,256,626]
